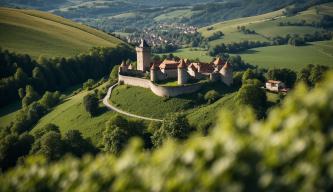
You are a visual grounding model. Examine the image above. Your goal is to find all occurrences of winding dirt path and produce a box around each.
[103,83,163,122]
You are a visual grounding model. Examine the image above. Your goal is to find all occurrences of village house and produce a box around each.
[265,80,288,93]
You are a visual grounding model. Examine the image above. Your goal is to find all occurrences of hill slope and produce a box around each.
[0,7,124,58]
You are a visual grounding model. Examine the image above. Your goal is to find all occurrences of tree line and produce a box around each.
[283,0,332,16]
[0,45,135,108]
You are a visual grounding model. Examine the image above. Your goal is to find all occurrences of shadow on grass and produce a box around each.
[95,106,109,117]
[0,101,21,117]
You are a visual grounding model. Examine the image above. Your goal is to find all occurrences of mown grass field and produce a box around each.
[110,82,238,120]
[0,7,123,58]
[234,41,333,70]
[110,85,195,119]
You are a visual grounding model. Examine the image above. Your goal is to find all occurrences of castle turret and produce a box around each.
[118,60,128,73]
[150,63,159,82]
[213,57,224,71]
[177,59,188,85]
[136,39,151,72]
[219,62,233,86]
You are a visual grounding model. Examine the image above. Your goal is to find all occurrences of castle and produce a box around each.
[118,39,233,97]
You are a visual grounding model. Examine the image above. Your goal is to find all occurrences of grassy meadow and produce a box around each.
[110,85,195,119]
[0,102,21,128]
[199,3,333,46]
[0,7,123,58]
[110,82,237,120]
[0,83,120,146]
[154,9,195,22]
[159,48,213,62]
[30,89,116,146]
[235,41,333,70]
[186,93,236,130]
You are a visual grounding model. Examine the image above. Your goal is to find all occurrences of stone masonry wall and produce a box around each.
[118,74,203,97]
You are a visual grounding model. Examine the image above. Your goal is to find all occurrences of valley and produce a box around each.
[0,1,333,191]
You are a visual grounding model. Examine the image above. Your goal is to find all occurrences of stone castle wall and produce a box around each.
[119,75,150,88]
[118,74,202,97]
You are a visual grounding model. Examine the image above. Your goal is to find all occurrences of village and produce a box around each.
[126,23,199,51]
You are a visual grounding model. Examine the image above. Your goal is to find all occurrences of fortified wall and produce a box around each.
[118,74,203,97]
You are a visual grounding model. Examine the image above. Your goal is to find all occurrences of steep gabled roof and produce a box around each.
[194,62,214,73]
[159,59,179,70]
[178,59,187,68]
[213,57,224,66]
[188,63,198,72]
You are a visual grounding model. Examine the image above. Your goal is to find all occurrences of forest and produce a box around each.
[0,45,135,108]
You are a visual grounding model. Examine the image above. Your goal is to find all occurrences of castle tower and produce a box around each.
[118,60,128,73]
[177,59,188,85]
[219,62,233,86]
[150,63,159,82]
[136,39,151,72]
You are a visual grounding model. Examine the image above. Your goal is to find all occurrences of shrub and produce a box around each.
[39,91,61,109]
[83,94,99,117]
[235,84,267,117]
[204,90,221,104]
[83,79,95,90]
[152,113,192,147]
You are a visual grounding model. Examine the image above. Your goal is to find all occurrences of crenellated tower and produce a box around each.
[136,39,151,72]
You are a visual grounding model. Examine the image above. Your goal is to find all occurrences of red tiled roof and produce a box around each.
[267,80,282,84]
[159,59,179,70]
[195,62,214,73]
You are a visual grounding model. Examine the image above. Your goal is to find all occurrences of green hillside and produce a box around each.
[0,7,124,58]
[234,40,333,70]
[199,3,333,45]
[30,84,117,146]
